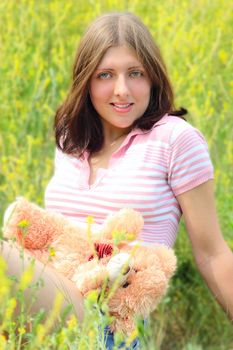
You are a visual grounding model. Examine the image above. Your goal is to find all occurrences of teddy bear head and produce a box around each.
[97,245,177,334]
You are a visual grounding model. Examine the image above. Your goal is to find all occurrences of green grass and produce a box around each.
[0,0,233,348]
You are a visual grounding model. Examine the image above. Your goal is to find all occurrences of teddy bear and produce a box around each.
[3,197,177,335]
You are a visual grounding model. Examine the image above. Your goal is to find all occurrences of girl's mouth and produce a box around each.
[110,103,134,112]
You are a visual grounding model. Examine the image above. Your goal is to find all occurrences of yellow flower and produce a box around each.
[86,215,94,242]
[49,246,56,257]
[18,327,26,335]
[0,257,12,300]
[125,328,139,347]
[88,329,96,349]
[86,216,94,225]
[57,329,66,345]
[4,297,17,321]
[85,290,98,304]
[18,219,29,228]
[19,263,34,290]
[67,314,78,329]
[89,330,95,338]
[0,334,7,346]
[218,49,228,64]
[36,324,46,342]
[125,232,135,241]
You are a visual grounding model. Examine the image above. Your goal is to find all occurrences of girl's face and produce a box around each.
[89,45,151,137]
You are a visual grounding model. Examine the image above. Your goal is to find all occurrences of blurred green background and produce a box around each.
[0,0,232,348]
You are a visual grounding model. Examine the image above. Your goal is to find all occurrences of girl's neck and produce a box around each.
[104,132,128,148]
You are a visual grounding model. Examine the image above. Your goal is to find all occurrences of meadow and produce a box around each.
[0,0,233,348]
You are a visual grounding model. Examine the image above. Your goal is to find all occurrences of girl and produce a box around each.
[2,12,233,349]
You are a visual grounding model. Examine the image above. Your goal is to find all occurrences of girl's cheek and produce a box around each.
[97,83,113,96]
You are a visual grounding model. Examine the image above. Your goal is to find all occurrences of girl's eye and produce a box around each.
[130,71,143,78]
[97,72,111,79]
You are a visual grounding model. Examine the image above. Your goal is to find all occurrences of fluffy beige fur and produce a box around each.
[3,197,176,334]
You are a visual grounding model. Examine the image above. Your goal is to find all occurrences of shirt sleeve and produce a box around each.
[167,123,214,196]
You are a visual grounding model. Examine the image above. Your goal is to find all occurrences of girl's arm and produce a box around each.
[176,179,233,321]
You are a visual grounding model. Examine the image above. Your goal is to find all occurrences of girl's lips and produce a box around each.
[110,103,134,113]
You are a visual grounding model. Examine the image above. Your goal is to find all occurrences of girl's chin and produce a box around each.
[101,117,136,130]
[111,122,134,130]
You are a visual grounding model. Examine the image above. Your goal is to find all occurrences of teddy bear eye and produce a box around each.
[122,281,130,288]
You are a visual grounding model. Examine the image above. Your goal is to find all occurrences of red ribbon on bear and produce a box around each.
[88,242,113,261]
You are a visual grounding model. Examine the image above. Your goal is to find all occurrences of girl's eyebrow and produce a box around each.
[95,65,144,71]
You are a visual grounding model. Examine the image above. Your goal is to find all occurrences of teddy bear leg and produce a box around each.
[72,260,110,296]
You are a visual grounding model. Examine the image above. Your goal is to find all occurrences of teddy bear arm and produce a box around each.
[153,246,177,278]
[131,246,176,275]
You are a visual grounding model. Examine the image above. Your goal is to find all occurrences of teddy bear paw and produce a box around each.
[106,252,132,286]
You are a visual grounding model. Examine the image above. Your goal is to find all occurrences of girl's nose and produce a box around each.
[113,75,129,97]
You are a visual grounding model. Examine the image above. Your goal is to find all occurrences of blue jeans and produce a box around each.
[104,326,140,349]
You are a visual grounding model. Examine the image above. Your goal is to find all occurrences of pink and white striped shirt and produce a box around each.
[45,115,214,247]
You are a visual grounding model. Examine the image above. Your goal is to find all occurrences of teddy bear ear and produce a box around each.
[3,201,18,235]
[3,197,28,239]
[101,208,144,241]
[155,246,177,278]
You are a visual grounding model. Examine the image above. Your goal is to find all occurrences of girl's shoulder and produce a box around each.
[54,147,85,171]
[153,114,195,133]
[149,115,207,146]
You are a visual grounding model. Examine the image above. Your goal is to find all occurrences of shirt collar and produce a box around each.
[82,114,170,160]
[127,113,169,137]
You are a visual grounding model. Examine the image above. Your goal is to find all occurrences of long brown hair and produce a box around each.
[54,12,187,155]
